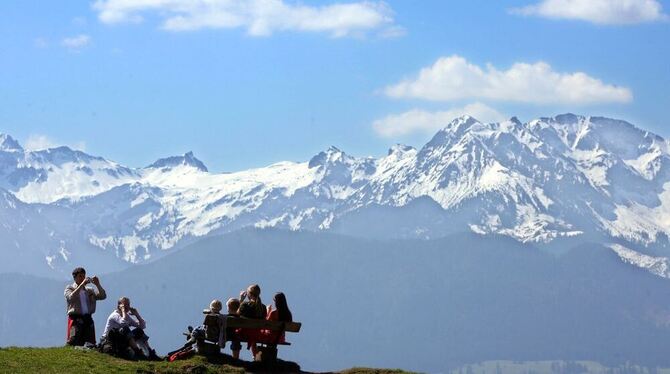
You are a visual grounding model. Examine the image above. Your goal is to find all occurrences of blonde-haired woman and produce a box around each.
[239,284,266,319]
[238,284,266,358]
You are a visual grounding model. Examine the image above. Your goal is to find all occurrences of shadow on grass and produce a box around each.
[201,352,304,373]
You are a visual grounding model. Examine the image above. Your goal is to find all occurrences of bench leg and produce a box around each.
[254,345,277,363]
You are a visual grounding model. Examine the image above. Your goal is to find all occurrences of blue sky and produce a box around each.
[1,0,668,172]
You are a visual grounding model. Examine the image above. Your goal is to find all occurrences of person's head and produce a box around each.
[72,267,86,285]
[247,284,261,301]
[273,292,292,322]
[210,299,222,314]
[226,298,240,314]
[274,292,288,309]
[117,297,130,312]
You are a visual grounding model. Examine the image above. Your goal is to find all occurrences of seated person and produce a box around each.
[238,284,266,357]
[200,299,240,352]
[202,299,226,348]
[239,284,266,319]
[260,292,293,344]
[205,299,223,315]
[100,297,155,360]
[226,298,242,359]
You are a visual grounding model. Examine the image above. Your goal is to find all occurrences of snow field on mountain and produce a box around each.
[2,113,670,278]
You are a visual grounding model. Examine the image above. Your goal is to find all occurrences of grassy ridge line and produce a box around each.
[0,347,412,374]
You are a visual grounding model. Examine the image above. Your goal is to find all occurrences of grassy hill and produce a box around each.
[0,347,411,374]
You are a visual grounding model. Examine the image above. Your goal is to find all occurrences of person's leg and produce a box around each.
[67,317,85,346]
[230,340,241,359]
[118,327,140,351]
[126,332,141,352]
[100,336,115,355]
[66,316,75,345]
[127,337,139,350]
[131,329,151,358]
[85,317,96,345]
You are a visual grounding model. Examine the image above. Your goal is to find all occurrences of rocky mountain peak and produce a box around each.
[0,134,23,152]
[146,151,208,172]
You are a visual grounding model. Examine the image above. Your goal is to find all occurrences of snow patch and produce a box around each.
[609,244,670,279]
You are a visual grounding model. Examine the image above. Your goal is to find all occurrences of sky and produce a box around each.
[0,0,668,172]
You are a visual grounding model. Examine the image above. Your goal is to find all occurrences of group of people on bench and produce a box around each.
[64,267,157,360]
[205,283,293,360]
[64,266,292,361]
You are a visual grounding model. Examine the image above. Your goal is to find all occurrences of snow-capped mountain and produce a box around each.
[2,114,670,278]
[0,135,138,204]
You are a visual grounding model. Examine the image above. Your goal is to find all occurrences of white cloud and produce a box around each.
[25,134,86,152]
[92,0,399,37]
[372,103,508,138]
[384,55,632,105]
[25,135,57,150]
[61,34,92,50]
[511,0,668,25]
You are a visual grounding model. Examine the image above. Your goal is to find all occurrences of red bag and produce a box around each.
[168,346,194,362]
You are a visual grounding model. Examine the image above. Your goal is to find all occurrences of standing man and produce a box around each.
[64,267,107,346]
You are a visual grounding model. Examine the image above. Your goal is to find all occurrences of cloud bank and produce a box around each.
[383,55,632,105]
[511,0,668,25]
[93,0,399,37]
[373,103,507,138]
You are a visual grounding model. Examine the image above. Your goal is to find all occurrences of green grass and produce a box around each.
[0,347,414,374]
[0,347,245,374]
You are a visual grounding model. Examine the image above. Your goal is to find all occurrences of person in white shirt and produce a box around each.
[101,297,152,359]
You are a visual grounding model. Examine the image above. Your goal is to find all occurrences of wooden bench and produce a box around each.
[198,312,302,362]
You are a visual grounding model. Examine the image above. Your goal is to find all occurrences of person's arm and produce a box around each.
[102,312,117,337]
[118,305,133,327]
[64,278,90,301]
[130,307,146,329]
[91,276,106,300]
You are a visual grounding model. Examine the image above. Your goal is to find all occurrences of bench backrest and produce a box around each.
[225,316,301,333]
[202,313,301,333]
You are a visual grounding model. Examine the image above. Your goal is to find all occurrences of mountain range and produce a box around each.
[2,114,670,279]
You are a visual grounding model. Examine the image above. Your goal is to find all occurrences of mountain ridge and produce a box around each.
[2,114,670,277]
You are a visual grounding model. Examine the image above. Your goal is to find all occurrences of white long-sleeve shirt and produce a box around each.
[101,310,146,339]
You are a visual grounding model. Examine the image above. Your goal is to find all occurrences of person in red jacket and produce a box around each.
[260,292,293,344]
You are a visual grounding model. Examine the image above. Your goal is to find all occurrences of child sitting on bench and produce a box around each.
[226,298,242,359]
